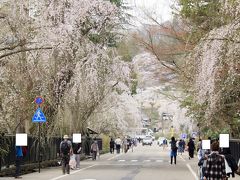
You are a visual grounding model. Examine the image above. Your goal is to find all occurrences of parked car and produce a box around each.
[142,136,153,146]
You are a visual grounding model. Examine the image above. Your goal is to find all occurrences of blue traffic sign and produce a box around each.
[34,97,44,105]
[32,107,46,123]
[181,133,187,139]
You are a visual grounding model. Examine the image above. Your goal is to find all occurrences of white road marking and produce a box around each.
[143,160,151,162]
[49,164,97,180]
[156,160,163,162]
[131,160,138,162]
[118,160,126,162]
[49,174,68,180]
[186,163,198,180]
[179,155,186,162]
[107,154,122,161]
[94,164,140,166]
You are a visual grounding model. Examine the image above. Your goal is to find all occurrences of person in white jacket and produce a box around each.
[115,137,122,154]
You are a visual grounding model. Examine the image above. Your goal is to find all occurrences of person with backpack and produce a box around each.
[170,136,178,165]
[60,135,72,174]
[203,142,227,180]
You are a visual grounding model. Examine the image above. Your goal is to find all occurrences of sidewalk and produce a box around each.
[0,152,119,180]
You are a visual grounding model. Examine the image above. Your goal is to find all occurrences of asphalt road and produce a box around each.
[2,142,240,180]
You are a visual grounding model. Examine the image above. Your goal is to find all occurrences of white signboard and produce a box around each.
[219,134,229,148]
[73,133,81,143]
[202,140,210,150]
[16,133,28,146]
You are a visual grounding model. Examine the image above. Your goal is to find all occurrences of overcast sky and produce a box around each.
[123,0,173,25]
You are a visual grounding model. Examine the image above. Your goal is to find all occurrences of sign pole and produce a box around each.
[32,96,46,174]
[38,122,41,173]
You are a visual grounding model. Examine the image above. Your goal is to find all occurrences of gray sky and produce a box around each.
[123,0,173,25]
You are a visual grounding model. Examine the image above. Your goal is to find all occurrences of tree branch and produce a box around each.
[0,47,52,60]
[204,38,240,43]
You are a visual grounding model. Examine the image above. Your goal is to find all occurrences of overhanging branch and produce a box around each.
[0,46,52,60]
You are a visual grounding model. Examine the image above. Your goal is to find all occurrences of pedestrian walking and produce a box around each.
[123,137,128,153]
[115,137,122,154]
[163,138,168,149]
[182,139,186,151]
[197,141,210,180]
[203,141,227,180]
[72,142,81,169]
[178,139,184,155]
[15,146,23,179]
[170,136,178,165]
[138,137,141,143]
[110,138,115,154]
[91,140,99,160]
[188,138,195,159]
[221,148,238,179]
[197,138,202,152]
[60,135,72,174]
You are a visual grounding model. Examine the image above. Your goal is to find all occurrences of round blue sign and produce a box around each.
[34,97,44,105]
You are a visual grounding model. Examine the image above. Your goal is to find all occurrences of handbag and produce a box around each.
[198,158,204,166]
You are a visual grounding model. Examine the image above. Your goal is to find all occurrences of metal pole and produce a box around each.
[161,114,164,135]
[38,122,40,173]
[198,126,200,139]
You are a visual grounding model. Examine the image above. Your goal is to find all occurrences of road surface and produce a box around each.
[1,142,239,180]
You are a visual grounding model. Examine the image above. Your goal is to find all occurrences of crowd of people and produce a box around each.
[13,134,239,179]
[197,138,239,180]
[169,136,239,180]
[59,135,137,175]
[110,136,137,154]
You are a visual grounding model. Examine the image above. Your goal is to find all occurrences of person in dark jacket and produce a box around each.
[221,148,238,179]
[178,139,184,155]
[188,138,195,159]
[60,135,72,174]
[170,136,178,165]
[110,138,115,154]
[72,143,81,169]
[15,146,23,179]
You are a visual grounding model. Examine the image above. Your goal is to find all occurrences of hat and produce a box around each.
[63,135,69,139]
